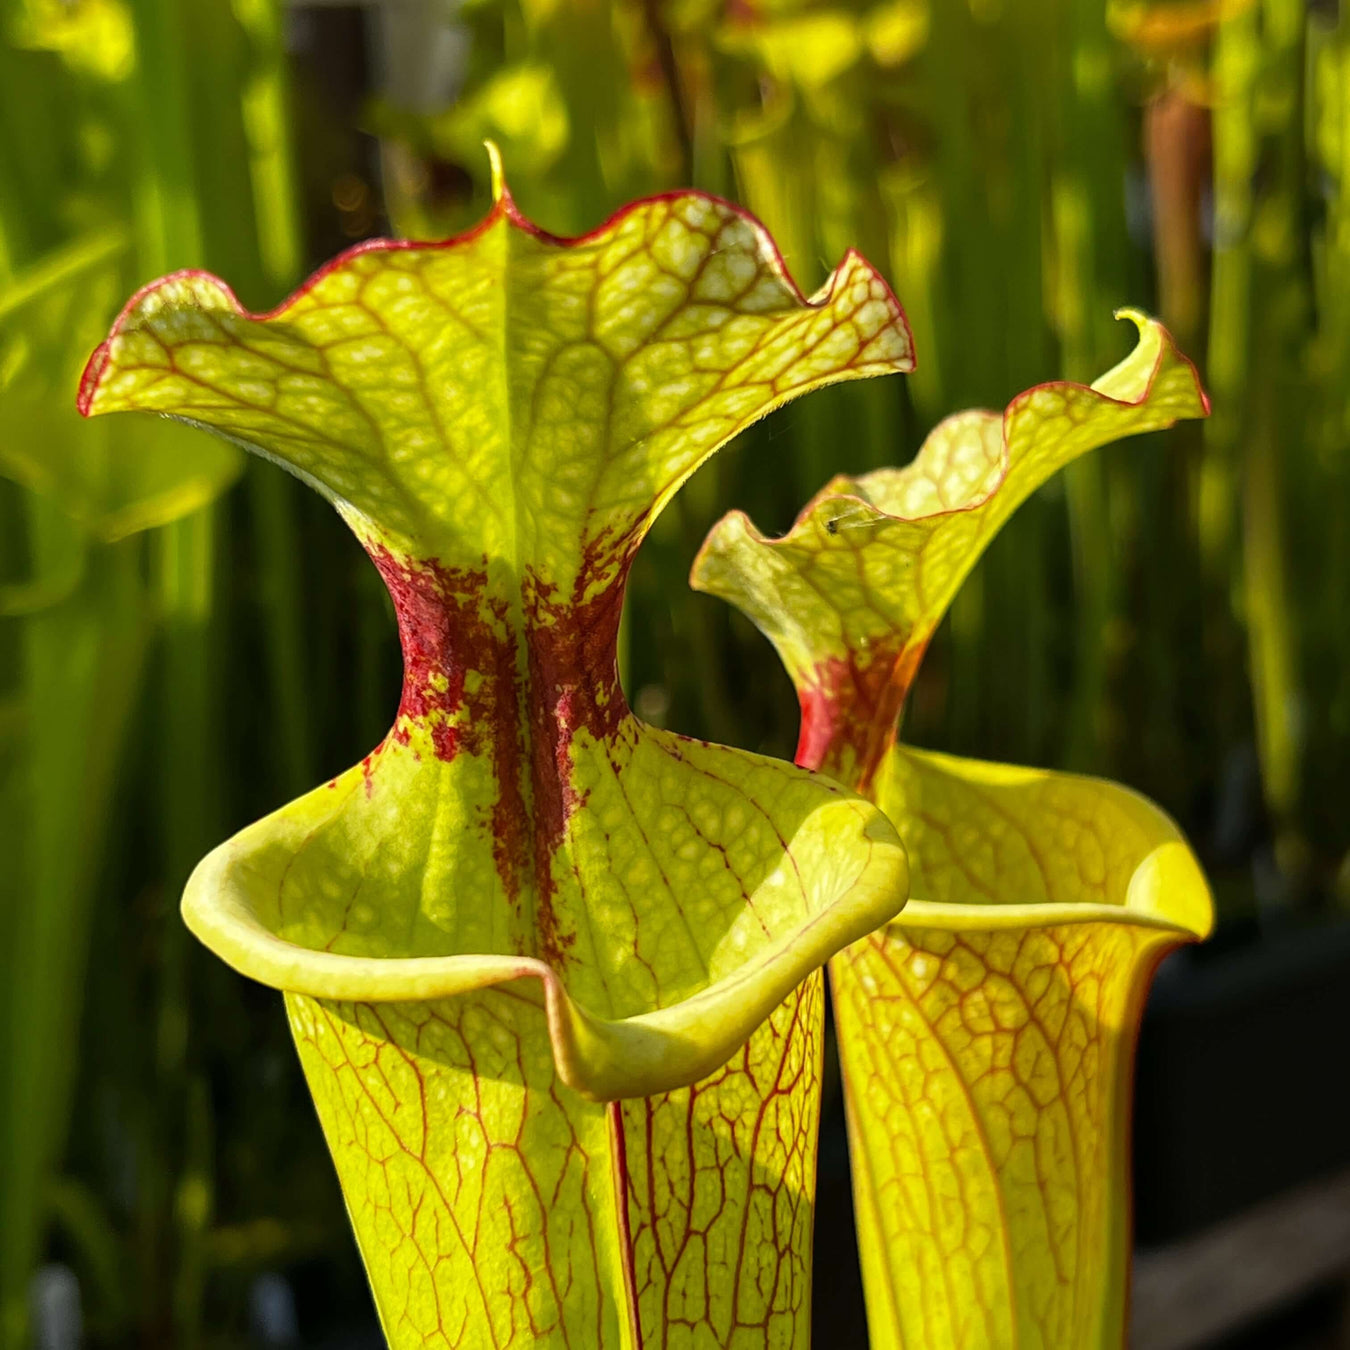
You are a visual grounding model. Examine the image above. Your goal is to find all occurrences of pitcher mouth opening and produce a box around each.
[885,839,1212,942]
[181,786,908,1103]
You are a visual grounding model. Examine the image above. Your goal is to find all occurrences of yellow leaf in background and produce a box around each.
[429,64,571,176]
[1107,0,1256,58]
[719,13,864,91]
[867,0,929,69]
[9,0,135,81]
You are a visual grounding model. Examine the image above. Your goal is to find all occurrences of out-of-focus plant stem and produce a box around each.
[237,0,312,797]
[1246,0,1305,836]
[1056,0,1136,769]
[125,0,216,1328]
[1208,0,1305,849]
[1309,12,1350,841]
[0,505,147,1349]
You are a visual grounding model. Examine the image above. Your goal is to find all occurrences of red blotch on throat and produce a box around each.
[795,639,928,792]
[366,541,630,966]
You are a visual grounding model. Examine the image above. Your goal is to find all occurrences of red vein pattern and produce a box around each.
[290,977,823,1349]
[80,182,917,1348]
[833,919,1173,1348]
[690,316,1213,1348]
[621,976,822,1349]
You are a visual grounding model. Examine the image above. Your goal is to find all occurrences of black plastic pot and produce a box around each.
[1132,915,1350,1246]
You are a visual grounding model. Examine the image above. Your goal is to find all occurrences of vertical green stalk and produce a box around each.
[154,510,217,1350]
[125,1,218,1340]
[1,505,146,1350]
[916,0,985,753]
[1244,0,1306,830]
[1209,0,1306,837]
[234,0,303,289]
[1309,15,1350,782]
[1244,394,1299,820]
[0,44,147,1338]
[879,167,944,419]
[236,0,311,795]
[247,471,313,795]
[1204,3,1257,583]
[1055,0,1136,770]
[915,0,1058,761]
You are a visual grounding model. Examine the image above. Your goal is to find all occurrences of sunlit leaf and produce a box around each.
[80,163,913,1347]
[837,747,1212,1350]
[423,64,571,178]
[1107,0,1255,58]
[866,0,929,69]
[718,13,864,91]
[8,0,135,82]
[693,312,1213,1350]
[694,311,1210,790]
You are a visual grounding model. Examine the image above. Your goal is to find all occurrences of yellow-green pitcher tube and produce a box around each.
[693,311,1214,1350]
[831,750,1212,1350]
[80,167,916,1349]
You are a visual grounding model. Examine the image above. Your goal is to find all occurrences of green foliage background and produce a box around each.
[1,0,1347,1344]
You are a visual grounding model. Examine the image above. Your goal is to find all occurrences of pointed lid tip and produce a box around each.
[485,140,508,206]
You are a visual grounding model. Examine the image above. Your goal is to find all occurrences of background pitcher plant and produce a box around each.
[693,313,1215,1350]
[76,161,916,1350]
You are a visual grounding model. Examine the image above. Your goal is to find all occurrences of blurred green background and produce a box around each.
[2,0,1349,1346]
